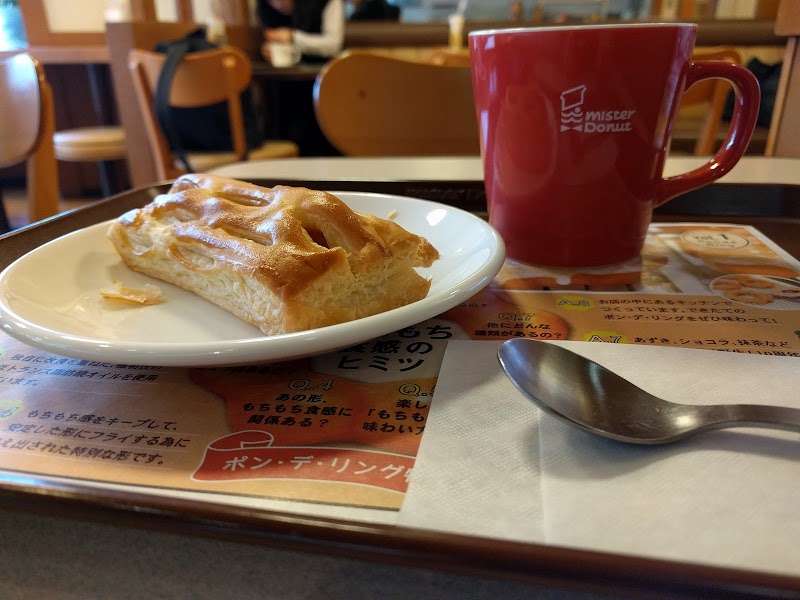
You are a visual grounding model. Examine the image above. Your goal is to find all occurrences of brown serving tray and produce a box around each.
[1,180,800,599]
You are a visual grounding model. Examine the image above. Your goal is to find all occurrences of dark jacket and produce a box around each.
[257,0,331,34]
[349,0,400,21]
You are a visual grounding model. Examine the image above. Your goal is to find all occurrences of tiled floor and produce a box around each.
[1,185,97,231]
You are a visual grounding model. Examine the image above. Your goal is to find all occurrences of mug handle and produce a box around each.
[655,60,760,207]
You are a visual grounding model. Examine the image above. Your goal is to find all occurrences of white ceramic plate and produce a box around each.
[0,192,504,366]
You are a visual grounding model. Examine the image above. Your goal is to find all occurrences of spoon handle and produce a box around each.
[707,404,800,435]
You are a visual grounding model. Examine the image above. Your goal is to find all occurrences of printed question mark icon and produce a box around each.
[319,419,329,427]
[399,383,421,397]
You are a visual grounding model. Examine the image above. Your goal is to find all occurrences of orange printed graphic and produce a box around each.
[440,286,571,341]
[193,430,413,493]
[191,367,435,456]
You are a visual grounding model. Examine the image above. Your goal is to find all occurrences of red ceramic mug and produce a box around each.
[469,24,760,267]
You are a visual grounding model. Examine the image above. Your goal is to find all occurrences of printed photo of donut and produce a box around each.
[710,274,800,310]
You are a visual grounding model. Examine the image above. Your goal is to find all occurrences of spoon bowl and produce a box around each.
[498,338,800,445]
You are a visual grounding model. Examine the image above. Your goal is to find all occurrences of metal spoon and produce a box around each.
[497,338,800,445]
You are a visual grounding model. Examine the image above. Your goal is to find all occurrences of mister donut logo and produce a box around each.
[560,85,635,134]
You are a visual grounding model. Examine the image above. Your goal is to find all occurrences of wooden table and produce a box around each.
[251,60,324,81]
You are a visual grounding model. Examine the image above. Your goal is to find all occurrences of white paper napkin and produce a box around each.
[399,340,800,577]
[396,340,546,543]
[539,342,800,576]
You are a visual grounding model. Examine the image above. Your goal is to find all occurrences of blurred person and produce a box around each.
[348,0,400,21]
[258,0,345,64]
[256,0,345,156]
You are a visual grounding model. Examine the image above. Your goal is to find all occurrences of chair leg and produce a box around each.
[98,160,121,198]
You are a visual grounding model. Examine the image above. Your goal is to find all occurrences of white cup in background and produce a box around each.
[448,13,465,50]
[268,42,301,67]
[104,0,131,22]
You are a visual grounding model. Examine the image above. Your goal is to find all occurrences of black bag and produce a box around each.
[155,28,264,172]
[723,57,782,129]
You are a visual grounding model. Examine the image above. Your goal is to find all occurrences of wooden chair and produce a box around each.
[672,46,744,156]
[0,53,60,231]
[313,50,480,156]
[128,46,299,181]
[767,0,800,157]
[53,125,127,198]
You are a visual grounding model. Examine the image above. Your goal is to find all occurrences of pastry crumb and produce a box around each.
[386,209,399,220]
[100,281,164,305]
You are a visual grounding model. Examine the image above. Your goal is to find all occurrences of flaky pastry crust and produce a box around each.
[107,173,440,335]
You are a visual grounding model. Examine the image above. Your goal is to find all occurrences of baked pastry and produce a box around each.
[107,173,440,335]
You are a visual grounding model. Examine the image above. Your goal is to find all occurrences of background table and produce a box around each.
[211,155,800,186]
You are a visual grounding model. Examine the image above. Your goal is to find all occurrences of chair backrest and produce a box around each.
[128,45,254,181]
[313,50,480,156]
[678,46,744,156]
[0,53,59,222]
